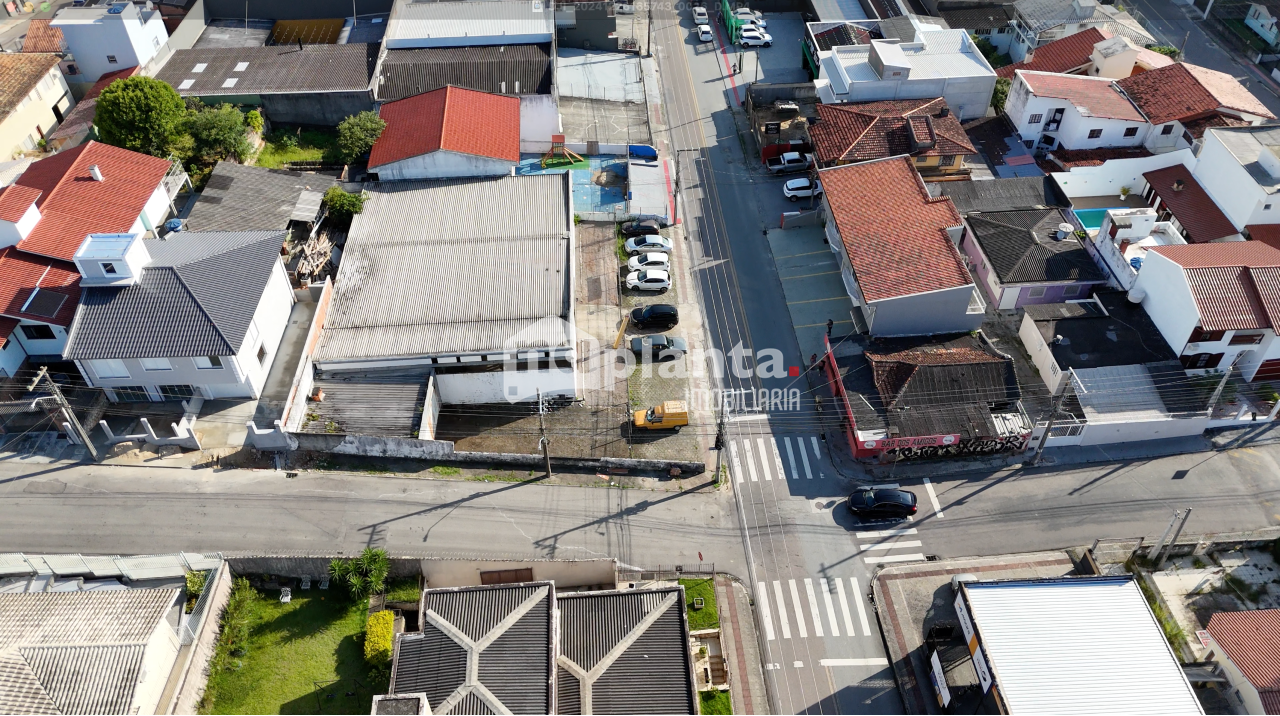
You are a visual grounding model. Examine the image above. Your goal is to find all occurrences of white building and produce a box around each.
[1117,63,1274,154]
[65,231,294,402]
[384,0,555,49]
[1009,0,1156,63]
[50,1,168,83]
[1005,70,1148,152]
[1086,207,1186,290]
[368,86,523,181]
[1193,125,1280,235]
[1246,2,1280,48]
[1205,609,1280,715]
[814,29,997,121]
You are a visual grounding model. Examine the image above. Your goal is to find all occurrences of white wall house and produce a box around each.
[50,2,167,83]
[1246,3,1280,48]
[1115,63,1275,154]
[1006,70,1149,152]
[814,29,997,121]
[1193,126,1280,232]
[368,86,521,181]
[1009,0,1156,63]
[0,57,73,159]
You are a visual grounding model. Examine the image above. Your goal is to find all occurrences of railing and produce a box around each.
[180,563,220,645]
[618,563,716,581]
[966,287,986,314]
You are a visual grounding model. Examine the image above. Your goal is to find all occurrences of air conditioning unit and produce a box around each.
[1186,343,1201,351]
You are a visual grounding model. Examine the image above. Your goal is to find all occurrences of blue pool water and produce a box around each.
[1074,207,1125,231]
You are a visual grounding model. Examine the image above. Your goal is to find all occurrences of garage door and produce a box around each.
[1254,358,1280,381]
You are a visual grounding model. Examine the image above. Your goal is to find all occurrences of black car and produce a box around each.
[630,304,679,330]
[630,334,689,361]
[621,219,661,237]
[847,487,918,519]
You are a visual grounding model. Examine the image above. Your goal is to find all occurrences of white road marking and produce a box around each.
[860,539,924,551]
[757,581,776,641]
[810,437,823,477]
[850,578,871,637]
[730,442,744,485]
[798,439,813,479]
[923,477,944,518]
[835,577,856,637]
[742,440,759,482]
[772,581,791,639]
[804,578,824,637]
[863,553,927,565]
[788,579,808,638]
[755,438,773,481]
[820,578,840,637]
[855,528,918,538]
[770,438,787,481]
[784,437,798,481]
[793,660,804,667]
[820,658,890,667]
[728,413,768,422]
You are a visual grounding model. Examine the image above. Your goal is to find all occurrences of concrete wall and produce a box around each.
[1052,149,1194,198]
[421,558,616,589]
[1206,630,1269,715]
[1194,130,1271,231]
[867,285,983,336]
[234,259,295,398]
[0,333,26,378]
[1079,415,1210,445]
[1144,121,1192,153]
[134,616,181,715]
[261,92,374,128]
[0,67,72,157]
[226,555,421,580]
[1018,311,1065,393]
[821,73,995,121]
[1133,251,1198,357]
[293,433,456,459]
[16,320,68,357]
[520,94,560,154]
[128,184,173,236]
[170,562,233,715]
[436,367,576,404]
[57,5,166,83]
[203,0,393,21]
[557,1,619,51]
[1008,74,1148,151]
[375,150,514,181]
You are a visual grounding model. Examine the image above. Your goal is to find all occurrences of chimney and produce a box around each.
[939,105,949,117]
[89,165,104,182]
[1172,179,1185,191]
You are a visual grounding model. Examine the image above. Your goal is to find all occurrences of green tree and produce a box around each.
[971,35,1010,68]
[337,111,386,163]
[186,103,251,163]
[991,77,1011,113]
[245,109,264,134]
[94,76,186,157]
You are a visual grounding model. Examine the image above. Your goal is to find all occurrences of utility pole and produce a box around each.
[27,367,99,461]
[1027,369,1074,466]
[537,389,552,478]
[1179,30,1190,57]
[1156,508,1193,569]
[713,398,727,484]
[353,0,358,27]
[1149,510,1181,566]
[646,0,653,58]
[1206,359,1239,413]
[672,148,698,226]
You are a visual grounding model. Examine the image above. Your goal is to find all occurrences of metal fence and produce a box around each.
[618,563,716,582]
[180,563,221,645]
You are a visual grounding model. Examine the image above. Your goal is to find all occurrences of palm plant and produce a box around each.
[328,548,390,599]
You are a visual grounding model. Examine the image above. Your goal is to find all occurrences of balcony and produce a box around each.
[967,286,986,314]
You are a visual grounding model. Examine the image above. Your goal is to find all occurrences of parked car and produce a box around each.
[739,27,772,46]
[624,234,674,255]
[630,334,688,361]
[626,269,671,292]
[628,252,670,271]
[766,151,814,174]
[630,304,679,329]
[693,5,709,23]
[696,24,714,42]
[633,400,689,431]
[621,218,661,237]
[783,177,823,201]
[734,7,765,27]
[847,487,918,519]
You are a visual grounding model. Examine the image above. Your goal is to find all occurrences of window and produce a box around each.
[20,324,54,340]
[159,384,195,400]
[106,55,117,64]
[1062,285,1081,297]
[1124,127,1138,137]
[1183,131,1194,145]
[1028,286,1047,298]
[178,79,194,90]
[916,155,929,163]
[975,27,991,34]
[257,345,268,365]
[1161,124,1174,135]
[112,386,150,402]
[234,62,249,71]
[939,155,957,167]
[222,78,238,88]
[91,359,129,379]
[1268,204,1274,211]
[100,262,117,275]
[1230,332,1266,345]
[1088,128,1103,139]
[194,355,223,369]
[192,63,207,73]
[152,36,161,48]
[140,357,172,371]
[1028,113,1043,124]
[997,26,1010,33]
[66,64,78,75]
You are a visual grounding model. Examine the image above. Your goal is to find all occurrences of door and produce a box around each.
[1045,108,1065,131]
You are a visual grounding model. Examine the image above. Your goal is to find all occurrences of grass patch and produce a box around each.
[385,577,421,604]
[256,127,340,168]
[679,578,719,631]
[1134,574,1188,661]
[1222,18,1273,53]
[616,229,631,264]
[429,465,462,476]
[467,471,530,483]
[700,690,733,715]
[201,588,386,714]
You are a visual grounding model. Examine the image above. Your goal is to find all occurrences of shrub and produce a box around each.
[246,109,264,134]
[329,548,390,599]
[186,103,250,163]
[270,128,299,149]
[1148,44,1180,58]
[991,77,1011,113]
[971,35,1010,68]
[323,186,366,218]
[337,111,386,163]
[364,610,395,665]
[186,569,207,596]
[95,75,187,157]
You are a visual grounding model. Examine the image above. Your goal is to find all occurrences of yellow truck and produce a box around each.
[633,400,689,431]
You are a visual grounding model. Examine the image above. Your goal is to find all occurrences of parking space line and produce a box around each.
[835,577,856,637]
[757,581,776,641]
[820,578,840,637]
[730,442,744,485]
[924,478,944,518]
[770,438,787,481]
[850,578,871,636]
[783,437,798,481]
[755,438,773,481]
[741,440,759,482]
[773,581,791,639]
[788,579,808,638]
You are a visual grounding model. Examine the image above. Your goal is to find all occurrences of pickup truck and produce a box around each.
[766,151,815,174]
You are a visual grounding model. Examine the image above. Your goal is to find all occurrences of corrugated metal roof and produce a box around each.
[963,577,1203,715]
[156,44,377,96]
[1207,609,1280,698]
[314,174,573,364]
[0,554,32,577]
[21,644,145,714]
[185,162,336,232]
[386,0,554,48]
[376,45,552,102]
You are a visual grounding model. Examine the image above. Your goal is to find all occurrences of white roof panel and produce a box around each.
[386,0,554,48]
[964,578,1203,715]
[0,553,32,576]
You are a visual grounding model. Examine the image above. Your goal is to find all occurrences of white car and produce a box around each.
[739,28,772,47]
[628,252,671,271]
[692,5,709,23]
[626,269,672,292]
[783,177,823,201]
[734,8,765,27]
[624,234,674,255]
[696,24,713,42]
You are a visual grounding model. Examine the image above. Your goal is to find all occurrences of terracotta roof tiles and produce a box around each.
[0,246,81,327]
[1117,62,1274,125]
[0,185,41,223]
[369,85,520,169]
[1150,241,1280,331]
[1249,224,1280,251]
[810,98,975,165]
[0,53,59,116]
[1143,165,1239,243]
[1018,70,1145,121]
[996,27,1108,79]
[20,20,63,54]
[1207,609,1280,707]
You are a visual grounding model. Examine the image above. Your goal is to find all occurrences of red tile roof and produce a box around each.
[0,246,82,327]
[369,85,520,169]
[996,28,1109,79]
[810,98,976,165]
[1250,224,1280,251]
[1207,609,1280,712]
[1182,112,1251,139]
[1151,242,1280,331]
[821,156,971,303]
[0,315,18,348]
[1144,165,1239,243]
[11,141,170,262]
[0,184,41,223]
[1017,71,1145,122]
[21,19,64,54]
[1118,62,1275,125]
[0,53,60,116]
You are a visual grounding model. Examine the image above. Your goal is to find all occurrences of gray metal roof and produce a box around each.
[558,588,697,715]
[928,176,1070,214]
[386,0,555,48]
[0,589,178,715]
[1014,0,1100,34]
[155,44,377,96]
[376,45,553,102]
[65,231,286,360]
[185,162,337,232]
[392,582,554,715]
[314,174,573,364]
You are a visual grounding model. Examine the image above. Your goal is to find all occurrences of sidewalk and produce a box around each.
[715,574,768,715]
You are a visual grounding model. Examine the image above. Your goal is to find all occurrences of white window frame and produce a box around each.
[194,355,224,369]
[92,359,129,379]
[140,357,172,371]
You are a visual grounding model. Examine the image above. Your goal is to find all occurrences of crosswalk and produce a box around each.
[855,527,926,565]
[729,436,826,482]
[757,576,873,641]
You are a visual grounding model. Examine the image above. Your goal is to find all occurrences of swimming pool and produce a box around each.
[1073,207,1125,231]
